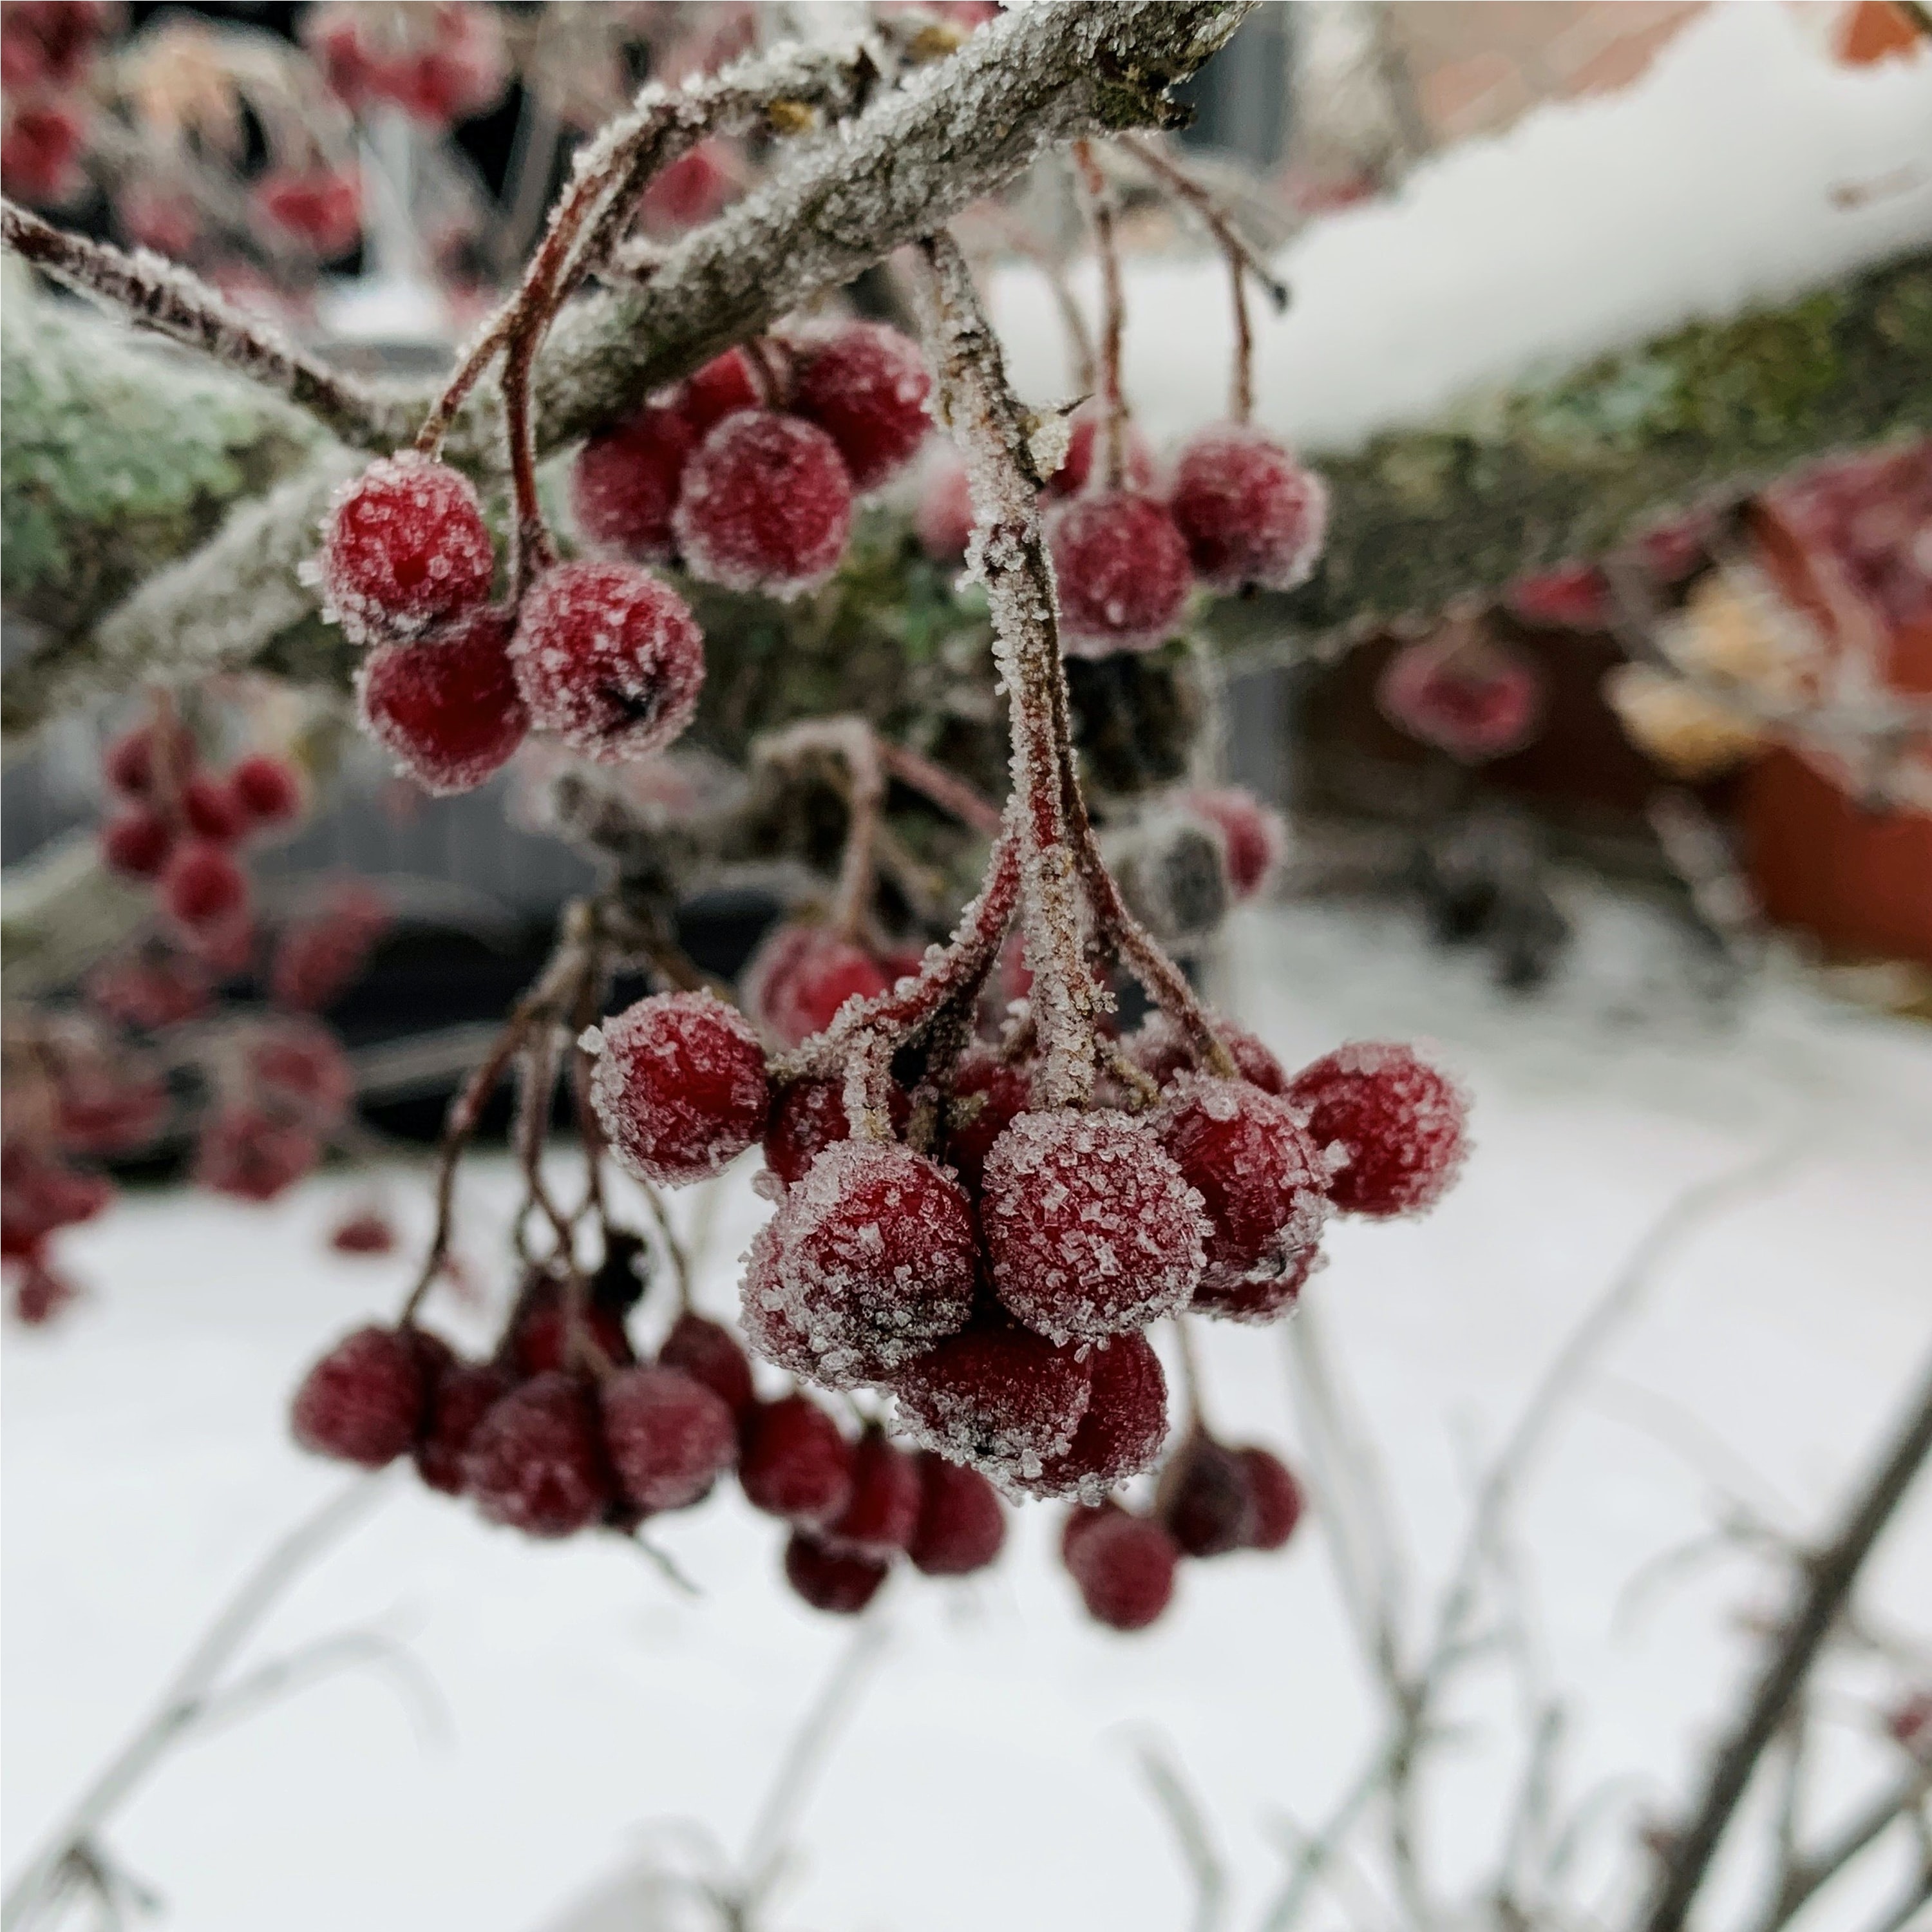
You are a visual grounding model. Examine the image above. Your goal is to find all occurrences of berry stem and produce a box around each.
[1071,143,1128,493]
[1171,1316,1211,1431]
[875,738,1004,837]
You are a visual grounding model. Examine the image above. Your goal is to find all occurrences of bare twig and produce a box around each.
[1135,1736,1230,1932]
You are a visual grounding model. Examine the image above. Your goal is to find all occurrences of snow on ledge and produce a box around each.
[992,3,1932,455]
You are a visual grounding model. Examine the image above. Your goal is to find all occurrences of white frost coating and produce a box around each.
[994,5,1932,455]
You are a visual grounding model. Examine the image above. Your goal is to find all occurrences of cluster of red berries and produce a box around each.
[305,1,506,131]
[0,2,106,207]
[291,1261,1006,1615]
[572,322,934,596]
[919,401,1329,659]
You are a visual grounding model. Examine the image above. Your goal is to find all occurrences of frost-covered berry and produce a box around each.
[507,1285,633,1378]
[908,1452,1006,1576]
[738,1224,822,1380]
[290,1324,424,1467]
[761,1077,910,1189]
[891,1319,1092,1482]
[1015,1330,1168,1501]
[1287,1042,1468,1218]
[182,772,244,843]
[1049,489,1193,658]
[1237,1446,1303,1549]
[228,754,304,827]
[1157,1076,1327,1296]
[1376,636,1544,764]
[1124,1010,1287,1097]
[509,560,705,764]
[254,164,363,257]
[252,1021,354,1130]
[1157,1430,1255,1558]
[739,1393,853,1527]
[1184,786,1285,902]
[791,322,932,493]
[357,608,529,795]
[414,1358,513,1493]
[101,808,173,880]
[784,1530,890,1615]
[681,348,761,431]
[571,402,699,564]
[941,1050,1031,1194]
[1,102,88,206]
[1045,403,1155,499]
[1169,425,1327,594]
[1064,1510,1180,1631]
[743,923,890,1049]
[752,1141,977,1383]
[601,1365,737,1513]
[980,1110,1205,1343]
[672,410,853,598]
[463,1373,613,1539]
[656,1311,756,1419]
[161,840,248,932]
[589,989,768,1188]
[193,1107,319,1202]
[1190,1242,1318,1325]
[820,1428,922,1559]
[321,453,494,645]
[915,455,974,563]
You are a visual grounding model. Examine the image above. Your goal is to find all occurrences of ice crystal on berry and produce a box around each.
[321,453,494,645]
[672,410,853,597]
[891,1319,1093,1484]
[290,1325,424,1468]
[1016,1330,1169,1502]
[791,322,933,493]
[1287,1042,1468,1218]
[1048,489,1193,658]
[1169,424,1328,594]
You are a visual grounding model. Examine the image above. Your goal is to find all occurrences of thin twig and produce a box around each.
[1135,1736,1229,1932]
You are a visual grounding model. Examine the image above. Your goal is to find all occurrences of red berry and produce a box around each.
[1237,1446,1303,1549]
[1064,1510,1180,1631]
[1,1142,114,1257]
[1376,636,1544,764]
[940,1050,1030,1193]
[656,1311,756,1419]
[1016,1330,1168,1501]
[85,952,208,1030]
[1190,1242,1318,1325]
[1,102,88,206]
[762,1077,909,1189]
[743,923,890,1049]
[791,322,932,493]
[601,1365,737,1512]
[820,1428,922,1558]
[509,559,705,763]
[1287,1043,1468,1218]
[1048,489,1193,658]
[1156,1076,1327,1297]
[571,401,699,564]
[160,840,248,931]
[55,1072,168,1157]
[752,1141,978,1383]
[329,1209,397,1256]
[1046,403,1155,499]
[228,754,303,826]
[738,1227,822,1380]
[589,989,768,1187]
[1123,1011,1286,1097]
[463,1372,613,1537]
[1168,424,1327,594]
[891,1320,1092,1484]
[980,1109,1205,1343]
[1,4,109,93]
[193,1107,319,1202]
[414,1356,514,1494]
[250,1019,355,1127]
[673,410,854,597]
[359,609,529,795]
[321,453,495,645]
[270,887,389,1011]
[290,1324,425,1467]
[1184,786,1284,902]
[1508,561,1610,630]
[784,1530,890,1615]
[12,1259,80,1326]
[253,165,363,258]
[103,720,194,799]
[180,772,244,843]
[739,1393,854,1527]
[1061,1497,1124,1566]
[100,808,173,880]
[1157,1430,1255,1557]
[680,349,761,433]
[907,1452,1007,1576]
[639,139,738,233]
[915,455,974,563]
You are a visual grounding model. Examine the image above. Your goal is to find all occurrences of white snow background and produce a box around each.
[6,896,1930,1932]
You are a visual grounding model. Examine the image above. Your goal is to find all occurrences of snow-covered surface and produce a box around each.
[6,896,1931,1932]
[995,4,1932,453]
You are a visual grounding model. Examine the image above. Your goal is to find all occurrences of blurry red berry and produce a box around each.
[193,1107,319,1202]
[1377,636,1544,764]
[414,1355,513,1494]
[602,1365,737,1512]
[1508,561,1610,630]
[103,719,195,799]
[329,1209,397,1256]
[55,1072,168,1157]
[160,840,248,933]
[463,1372,614,1538]
[85,951,209,1030]
[228,754,304,826]
[680,348,762,433]
[1048,489,1193,658]
[908,1452,1007,1576]
[1184,786,1285,901]
[1,102,88,205]
[784,1530,890,1615]
[673,409,854,597]
[656,1311,757,1419]
[1169,424,1327,594]
[100,808,173,880]
[738,1393,854,1528]
[1045,403,1155,499]
[1064,1510,1180,1631]
[1237,1446,1303,1549]
[251,1019,355,1127]
[12,1258,80,1326]
[791,322,933,493]
[639,138,738,232]
[290,1324,425,1466]
[1157,1430,1255,1558]
[915,454,974,563]
[253,165,363,258]
[743,922,890,1048]
[571,402,699,564]
[1,1142,113,1258]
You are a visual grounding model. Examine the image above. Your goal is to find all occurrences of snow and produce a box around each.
[6,893,1931,1932]
[994,4,1932,453]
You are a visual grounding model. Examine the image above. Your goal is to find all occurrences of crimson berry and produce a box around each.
[656,1311,756,1419]
[1237,1446,1303,1549]
[784,1530,890,1615]
[1376,636,1544,764]
[1046,403,1155,499]
[891,1320,1092,1484]
[193,1107,319,1202]
[1287,1042,1468,1218]
[820,1428,922,1559]
[329,1209,397,1256]
[1508,561,1611,630]
[253,165,363,257]
[250,1020,355,1127]
[159,840,247,932]
[509,559,705,763]
[1016,1331,1169,1501]
[1064,1510,1180,1631]
[1,102,87,206]
[415,1357,514,1494]
[269,882,389,1011]
[180,772,244,843]
[571,401,699,564]
[1157,1075,1327,1296]
[1184,786,1285,902]
[358,609,529,795]
[743,923,890,1049]
[55,1072,168,1157]
[463,1372,613,1538]
[1191,1242,1318,1325]
[739,1394,854,1528]
[1,1143,114,1258]
[673,410,854,598]
[681,348,762,432]
[980,1109,1205,1343]
[1048,489,1193,658]
[100,808,173,880]
[738,1229,822,1381]
[639,139,738,233]
[761,1077,909,1189]
[12,1260,79,1327]
[1157,1430,1255,1558]
[1,4,109,92]
[103,719,194,799]
[908,1452,1007,1577]
[1061,1497,1124,1567]
[791,322,933,493]
[753,1141,978,1383]
[601,1365,737,1513]
[589,989,768,1188]
[86,952,209,1030]
[1169,424,1328,594]
[915,455,974,564]
[941,1050,1030,1194]
[507,1274,634,1378]
[321,452,495,646]
[290,1324,425,1468]
[1124,1011,1286,1097]
[228,754,304,827]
